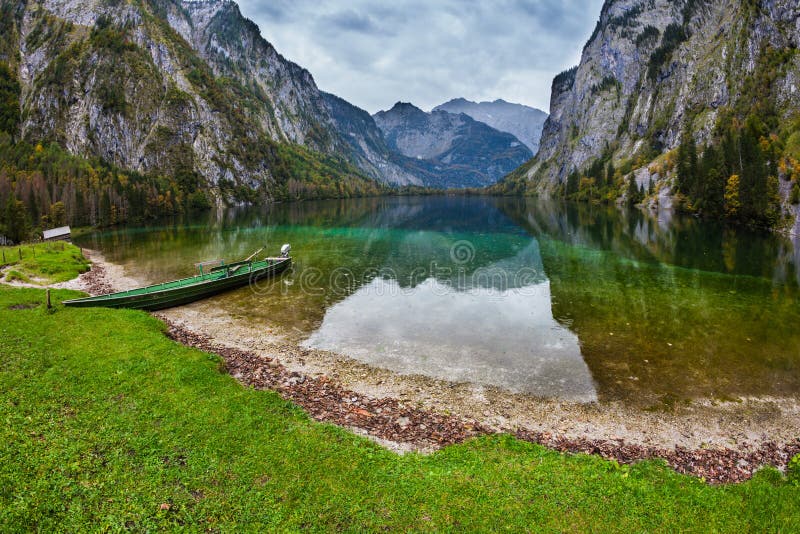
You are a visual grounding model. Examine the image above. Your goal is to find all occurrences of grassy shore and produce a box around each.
[0,242,89,284]
[1,285,799,531]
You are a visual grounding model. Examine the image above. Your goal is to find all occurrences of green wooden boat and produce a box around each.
[63,245,292,311]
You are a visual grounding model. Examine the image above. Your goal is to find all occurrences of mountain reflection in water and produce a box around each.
[304,241,597,402]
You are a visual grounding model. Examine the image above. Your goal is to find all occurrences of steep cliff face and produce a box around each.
[527,0,800,200]
[321,93,422,186]
[0,0,403,201]
[374,102,533,188]
[434,98,548,154]
[173,0,343,153]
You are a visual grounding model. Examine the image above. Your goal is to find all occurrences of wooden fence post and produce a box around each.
[18,248,22,261]
[46,289,51,310]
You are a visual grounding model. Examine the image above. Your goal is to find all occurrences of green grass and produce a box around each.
[2,269,30,283]
[0,242,89,284]
[1,285,799,531]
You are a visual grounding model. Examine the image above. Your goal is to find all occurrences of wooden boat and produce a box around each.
[63,245,292,311]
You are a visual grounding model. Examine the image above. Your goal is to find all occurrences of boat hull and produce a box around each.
[63,258,290,311]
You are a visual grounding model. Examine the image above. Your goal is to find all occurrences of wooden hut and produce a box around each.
[42,226,71,242]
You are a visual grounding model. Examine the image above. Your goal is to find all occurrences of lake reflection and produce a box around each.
[303,241,597,401]
[76,196,800,405]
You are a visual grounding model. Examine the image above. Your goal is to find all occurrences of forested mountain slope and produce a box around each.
[0,0,390,236]
[506,0,800,230]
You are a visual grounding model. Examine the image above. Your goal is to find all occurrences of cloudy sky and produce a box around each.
[236,0,605,114]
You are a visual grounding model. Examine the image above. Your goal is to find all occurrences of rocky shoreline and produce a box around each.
[162,320,799,484]
[70,250,800,484]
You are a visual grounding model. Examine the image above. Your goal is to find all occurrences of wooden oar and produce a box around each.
[227,248,266,275]
[243,247,265,262]
[209,248,266,274]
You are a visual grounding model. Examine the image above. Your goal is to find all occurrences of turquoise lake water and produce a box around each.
[76,196,800,406]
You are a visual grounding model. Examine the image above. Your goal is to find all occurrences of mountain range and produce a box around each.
[434,98,548,154]
[4,0,797,233]
[373,102,533,189]
[0,0,545,199]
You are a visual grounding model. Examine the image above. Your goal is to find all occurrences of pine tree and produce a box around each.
[626,175,641,206]
[677,129,698,196]
[606,160,615,188]
[50,201,66,227]
[696,145,724,214]
[566,171,579,197]
[738,120,767,223]
[704,167,725,215]
[4,197,29,243]
[688,136,698,197]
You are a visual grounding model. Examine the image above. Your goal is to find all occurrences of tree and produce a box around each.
[724,175,741,218]
[605,160,616,188]
[50,201,66,227]
[565,171,579,197]
[738,120,768,223]
[697,145,724,215]
[4,196,29,243]
[676,129,698,196]
[100,189,111,226]
[626,175,642,206]
[703,167,725,215]
[0,63,19,139]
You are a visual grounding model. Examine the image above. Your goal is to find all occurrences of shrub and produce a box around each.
[789,454,800,485]
[5,269,30,283]
[635,26,660,47]
[647,23,689,81]
[553,67,578,92]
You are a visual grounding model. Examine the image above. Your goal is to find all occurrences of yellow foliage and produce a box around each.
[724,175,740,217]
[663,150,677,172]
[779,158,789,176]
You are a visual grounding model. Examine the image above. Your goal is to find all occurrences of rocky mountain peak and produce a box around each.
[373,103,533,188]
[433,98,548,154]
[180,0,236,27]
[381,102,426,117]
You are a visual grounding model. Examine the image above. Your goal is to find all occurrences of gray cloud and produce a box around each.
[320,10,383,35]
[237,0,604,114]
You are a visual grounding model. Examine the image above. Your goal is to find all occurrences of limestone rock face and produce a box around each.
[528,0,800,193]
[434,98,548,154]
[2,0,427,193]
[176,0,342,152]
[322,93,422,186]
[374,102,533,188]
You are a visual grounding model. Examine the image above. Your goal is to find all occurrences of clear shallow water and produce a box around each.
[76,196,800,406]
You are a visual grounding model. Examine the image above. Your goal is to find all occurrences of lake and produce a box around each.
[76,196,800,407]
